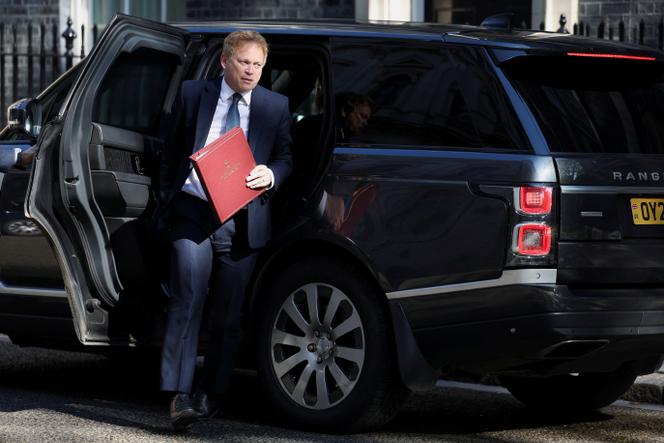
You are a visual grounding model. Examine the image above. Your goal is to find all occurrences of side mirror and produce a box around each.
[7,98,41,139]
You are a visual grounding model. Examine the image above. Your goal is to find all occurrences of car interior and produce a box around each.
[83,36,332,303]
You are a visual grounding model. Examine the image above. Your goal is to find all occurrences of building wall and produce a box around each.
[579,0,664,45]
[532,0,578,32]
[183,0,355,19]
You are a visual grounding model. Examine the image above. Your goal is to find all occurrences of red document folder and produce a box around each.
[189,127,265,223]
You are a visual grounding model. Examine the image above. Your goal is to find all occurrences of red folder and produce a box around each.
[189,127,265,223]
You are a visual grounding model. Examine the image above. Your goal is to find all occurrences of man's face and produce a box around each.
[346,103,372,135]
[221,42,266,93]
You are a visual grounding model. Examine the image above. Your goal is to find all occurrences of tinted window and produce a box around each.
[331,38,529,151]
[504,57,664,154]
[92,47,178,134]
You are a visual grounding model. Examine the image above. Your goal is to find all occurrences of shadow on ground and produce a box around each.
[0,342,652,442]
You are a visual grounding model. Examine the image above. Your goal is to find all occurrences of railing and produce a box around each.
[0,17,99,127]
[541,16,664,50]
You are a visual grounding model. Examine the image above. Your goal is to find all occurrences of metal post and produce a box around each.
[573,23,578,35]
[539,21,544,31]
[93,24,98,46]
[80,24,85,59]
[12,24,17,103]
[557,13,568,33]
[598,21,605,39]
[609,22,614,40]
[586,23,591,36]
[62,17,76,70]
[51,22,58,81]
[579,21,585,36]
[1,23,5,124]
[619,19,625,42]
[639,19,645,45]
[40,23,46,91]
[27,23,33,97]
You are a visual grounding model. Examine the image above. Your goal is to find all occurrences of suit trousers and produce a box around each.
[160,192,257,395]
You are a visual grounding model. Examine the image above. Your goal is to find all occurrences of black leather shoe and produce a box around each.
[170,393,198,431]
[192,389,222,419]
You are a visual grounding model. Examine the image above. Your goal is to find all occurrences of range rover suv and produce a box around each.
[1,13,664,432]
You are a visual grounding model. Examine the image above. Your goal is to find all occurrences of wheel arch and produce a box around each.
[248,236,437,392]
[249,237,387,320]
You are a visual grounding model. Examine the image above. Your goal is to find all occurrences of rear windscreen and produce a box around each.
[503,56,664,154]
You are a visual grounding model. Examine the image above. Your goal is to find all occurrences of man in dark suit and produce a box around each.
[157,30,292,431]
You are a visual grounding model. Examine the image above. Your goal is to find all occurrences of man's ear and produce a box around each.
[220,53,228,70]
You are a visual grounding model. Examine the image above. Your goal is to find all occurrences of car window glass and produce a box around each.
[92,47,179,135]
[38,64,83,124]
[331,38,530,151]
[504,57,664,154]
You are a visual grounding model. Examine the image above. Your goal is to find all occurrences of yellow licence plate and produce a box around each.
[631,198,664,225]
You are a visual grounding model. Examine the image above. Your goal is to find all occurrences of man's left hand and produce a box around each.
[246,164,274,190]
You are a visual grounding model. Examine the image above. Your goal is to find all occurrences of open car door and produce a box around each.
[26,14,189,344]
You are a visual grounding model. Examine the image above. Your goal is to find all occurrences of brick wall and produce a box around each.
[579,0,664,47]
[184,0,355,20]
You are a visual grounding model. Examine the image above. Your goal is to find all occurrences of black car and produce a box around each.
[1,13,664,432]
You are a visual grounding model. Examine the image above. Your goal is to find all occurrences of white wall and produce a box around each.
[532,0,578,32]
[356,0,425,21]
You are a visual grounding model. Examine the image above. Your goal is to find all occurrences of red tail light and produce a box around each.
[514,223,552,256]
[518,186,552,215]
[567,52,656,61]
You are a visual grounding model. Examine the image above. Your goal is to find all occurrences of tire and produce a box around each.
[257,257,410,433]
[500,366,637,412]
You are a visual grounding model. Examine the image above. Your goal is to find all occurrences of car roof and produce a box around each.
[173,19,664,59]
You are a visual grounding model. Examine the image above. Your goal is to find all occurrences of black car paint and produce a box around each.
[0,18,663,392]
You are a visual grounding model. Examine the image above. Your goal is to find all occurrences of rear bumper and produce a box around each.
[392,282,664,377]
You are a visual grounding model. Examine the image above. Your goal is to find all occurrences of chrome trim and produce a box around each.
[0,282,66,298]
[385,269,557,300]
[581,211,603,217]
[561,185,664,195]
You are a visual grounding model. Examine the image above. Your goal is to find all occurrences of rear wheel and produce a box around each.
[257,257,409,433]
[500,366,636,412]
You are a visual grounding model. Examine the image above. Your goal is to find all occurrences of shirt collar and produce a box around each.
[221,76,252,106]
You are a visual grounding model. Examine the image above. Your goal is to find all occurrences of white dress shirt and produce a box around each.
[181,78,254,201]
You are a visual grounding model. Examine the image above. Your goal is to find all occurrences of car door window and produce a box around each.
[331,38,530,151]
[93,47,179,135]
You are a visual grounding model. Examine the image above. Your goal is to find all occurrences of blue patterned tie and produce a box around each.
[223,92,242,134]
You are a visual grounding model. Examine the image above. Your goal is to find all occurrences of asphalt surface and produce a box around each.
[0,340,664,442]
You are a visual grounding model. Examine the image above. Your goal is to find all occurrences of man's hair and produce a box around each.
[335,92,374,116]
[222,30,269,59]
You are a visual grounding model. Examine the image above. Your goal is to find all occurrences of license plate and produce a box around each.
[631,198,664,225]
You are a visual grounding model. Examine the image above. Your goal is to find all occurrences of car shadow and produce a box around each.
[0,342,653,441]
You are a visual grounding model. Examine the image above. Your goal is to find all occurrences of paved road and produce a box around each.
[0,341,663,442]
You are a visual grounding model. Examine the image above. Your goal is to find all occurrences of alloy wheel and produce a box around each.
[270,282,366,410]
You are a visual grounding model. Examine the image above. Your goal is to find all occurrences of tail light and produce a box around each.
[517,186,552,215]
[513,223,552,256]
[566,52,656,61]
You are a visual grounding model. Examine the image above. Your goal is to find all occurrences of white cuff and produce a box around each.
[266,168,275,190]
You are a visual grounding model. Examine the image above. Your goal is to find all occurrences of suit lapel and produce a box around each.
[248,85,267,154]
[193,77,223,152]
